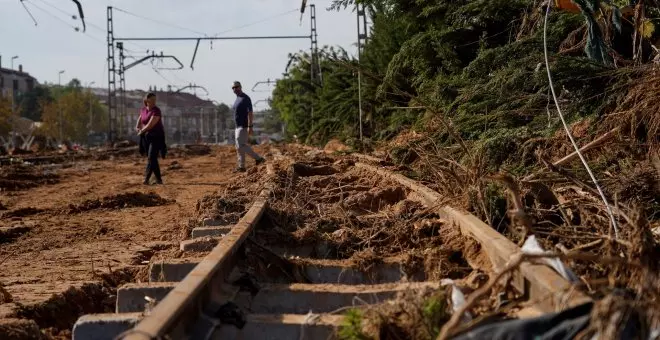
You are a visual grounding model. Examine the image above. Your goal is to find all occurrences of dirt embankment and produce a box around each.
[0,145,262,338]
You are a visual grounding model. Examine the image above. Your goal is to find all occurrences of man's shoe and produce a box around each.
[155,179,163,185]
[233,167,246,173]
[143,180,151,185]
[255,158,266,165]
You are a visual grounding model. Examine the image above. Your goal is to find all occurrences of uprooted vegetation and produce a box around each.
[338,289,450,340]
[273,0,660,337]
[258,157,476,282]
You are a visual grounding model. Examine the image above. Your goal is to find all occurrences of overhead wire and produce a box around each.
[24,0,78,31]
[113,6,208,36]
[111,6,300,39]
[33,0,73,19]
[19,0,38,26]
[542,3,620,239]
[212,8,299,37]
[24,0,105,45]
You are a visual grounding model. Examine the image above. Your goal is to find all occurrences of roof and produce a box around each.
[125,90,216,109]
[0,68,38,81]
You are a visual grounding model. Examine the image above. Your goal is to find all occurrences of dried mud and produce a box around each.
[63,192,174,214]
[0,318,42,340]
[0,165,60,192]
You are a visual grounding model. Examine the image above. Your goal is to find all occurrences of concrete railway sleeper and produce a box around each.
[72,150,584,340]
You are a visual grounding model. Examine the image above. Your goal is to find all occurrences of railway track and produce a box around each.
[72,147,588,340]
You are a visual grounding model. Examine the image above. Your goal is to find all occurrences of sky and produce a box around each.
[0,0,358,106]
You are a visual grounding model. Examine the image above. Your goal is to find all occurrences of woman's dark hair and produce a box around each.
[143,92,156,105]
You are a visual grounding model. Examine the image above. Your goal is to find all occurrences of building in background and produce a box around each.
[92,88,233,145]
[0,61,37,99]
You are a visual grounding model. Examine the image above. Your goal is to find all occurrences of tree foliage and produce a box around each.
[272,0,660,151]
[39,79,106,143]
[0,97,11,136]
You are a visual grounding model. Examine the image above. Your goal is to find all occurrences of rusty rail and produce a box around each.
[355,162,590,313]
[120,164,275,340]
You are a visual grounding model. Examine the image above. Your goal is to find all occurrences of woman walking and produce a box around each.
[136,92,166,185]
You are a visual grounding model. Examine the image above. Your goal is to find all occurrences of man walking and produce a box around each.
[231,81,265,172]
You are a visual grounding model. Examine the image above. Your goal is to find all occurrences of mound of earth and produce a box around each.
[65,192,174,214]
[0,165,59,192]
[1,208,46,219]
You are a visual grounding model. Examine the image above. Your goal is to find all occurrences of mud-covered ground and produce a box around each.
[0,144,270,338]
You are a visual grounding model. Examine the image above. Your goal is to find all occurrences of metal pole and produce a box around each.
[357,6,363,141]
[356,4,368,141]
[200,107,204,144]
[107,6,117,143]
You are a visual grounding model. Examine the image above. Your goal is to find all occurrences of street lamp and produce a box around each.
[58,70,65,144]
[11,56,18,70]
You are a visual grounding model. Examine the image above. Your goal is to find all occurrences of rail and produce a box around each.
[120,164,275,340]
[354,162,591,313]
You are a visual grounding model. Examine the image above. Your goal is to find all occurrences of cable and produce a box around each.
[25,0,78,31]
[543,4,620,239]
[19,0,38,26]
[33,0,72,18]
[212,8,299,37]
[113,6,208,36]
[31,0,84,32]
[24,0,105,44]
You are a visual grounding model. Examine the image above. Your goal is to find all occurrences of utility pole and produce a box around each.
[58,70,65,144]
[107,6,117,143]
[310,4,320,84]
[357,4,368,141]
[117,42,126,138]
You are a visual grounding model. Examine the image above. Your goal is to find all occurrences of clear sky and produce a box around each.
[0,0,358,106]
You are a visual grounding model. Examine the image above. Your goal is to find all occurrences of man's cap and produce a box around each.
[232,81,242,88]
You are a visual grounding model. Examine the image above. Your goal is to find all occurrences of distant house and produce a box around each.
[0,62,38,98]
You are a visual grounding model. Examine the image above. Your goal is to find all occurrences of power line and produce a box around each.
[33,0,73,18]
[113,6,208,36]
[25,0,78,31]
[86,19,150,54]
[24,0,106,45]
[212,8,299,37]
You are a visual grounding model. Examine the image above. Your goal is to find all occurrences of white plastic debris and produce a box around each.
[522,235,579,282]
[441,279,472,322]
